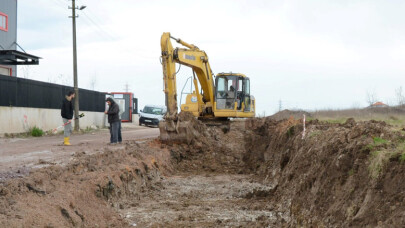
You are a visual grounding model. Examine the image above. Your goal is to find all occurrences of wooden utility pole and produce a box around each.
[70,0,80,131]
[69,0,86,131]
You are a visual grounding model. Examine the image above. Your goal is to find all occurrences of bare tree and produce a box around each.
[395,86,405,106]
[366,89,378,106]
[351,102,361,109]
[48,74,72,86]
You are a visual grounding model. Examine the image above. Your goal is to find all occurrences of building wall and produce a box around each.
[0,0,17,76]
[0,107,107,135]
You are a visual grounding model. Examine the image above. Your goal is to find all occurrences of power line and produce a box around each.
[81,11,117,41]
[49,0,68,10]
[78,14,114,41]
[85,7,107,28]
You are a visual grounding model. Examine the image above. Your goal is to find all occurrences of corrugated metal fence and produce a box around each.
[0,74,105,112]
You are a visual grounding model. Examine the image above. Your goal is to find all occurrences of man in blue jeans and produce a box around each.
[105,97,120,144]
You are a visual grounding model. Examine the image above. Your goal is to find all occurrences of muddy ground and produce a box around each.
[0,117,404,227]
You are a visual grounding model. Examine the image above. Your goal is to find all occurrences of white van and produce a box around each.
[138,105,166,126]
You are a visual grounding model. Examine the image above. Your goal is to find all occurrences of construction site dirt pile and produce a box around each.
[0,116,404,227]
[269,109,311,121]
[0,140,172,227]
[244,117,405,227]
[168,119,247,174]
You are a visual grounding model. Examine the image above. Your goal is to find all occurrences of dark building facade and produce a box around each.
[0,0,17,76]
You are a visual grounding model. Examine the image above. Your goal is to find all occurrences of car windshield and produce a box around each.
[143,107,164,115]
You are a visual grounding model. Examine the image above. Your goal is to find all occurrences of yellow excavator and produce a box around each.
[160,32,255,142]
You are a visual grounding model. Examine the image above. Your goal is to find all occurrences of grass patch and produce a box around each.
[368,141,405,178]
[364,137,388,152]
[322,118,347,124]
[368,151,388,179]
[311,109,405,128]
[373,137,388,145]
[30,126,44,137]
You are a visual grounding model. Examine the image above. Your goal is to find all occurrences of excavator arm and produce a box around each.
[161,32,215,120]
[160,32,218,143]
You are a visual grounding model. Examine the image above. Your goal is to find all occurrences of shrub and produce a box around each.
[30,126,44,137]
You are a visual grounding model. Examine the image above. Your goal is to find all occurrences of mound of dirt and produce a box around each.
[0,140,172,227]
[168,120,247,174]
[364,106,405,114]
[243,117,405,227]
[269,109,311,121]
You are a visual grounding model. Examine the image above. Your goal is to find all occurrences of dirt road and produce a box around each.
[0,124,159,174]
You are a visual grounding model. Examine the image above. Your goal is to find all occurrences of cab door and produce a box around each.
[243,78,251,111]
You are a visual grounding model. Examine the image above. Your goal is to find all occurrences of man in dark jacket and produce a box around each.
[105,97,120,144]
[61,91,75,145]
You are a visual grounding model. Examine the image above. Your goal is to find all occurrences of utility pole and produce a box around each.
[69,0,86,131]
[124,82,130,92]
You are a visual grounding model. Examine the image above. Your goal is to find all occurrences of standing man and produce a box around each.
[111,97,124,143]
[105,97,120,144]
[61,91,75,146]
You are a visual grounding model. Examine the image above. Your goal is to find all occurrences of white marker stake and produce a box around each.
[302,114,306,139]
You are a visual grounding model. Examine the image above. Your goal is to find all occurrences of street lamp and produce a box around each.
[69,0,86,131]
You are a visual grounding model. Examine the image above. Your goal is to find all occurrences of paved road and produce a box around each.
[0,124,159,173]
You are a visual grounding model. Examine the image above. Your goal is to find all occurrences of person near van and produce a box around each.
[105,97,120,144]
[61,90,75,146]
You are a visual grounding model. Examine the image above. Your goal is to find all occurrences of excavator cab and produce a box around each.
[214,73,254,117]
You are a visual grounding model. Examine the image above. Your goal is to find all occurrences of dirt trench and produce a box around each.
[244,117,405,227]
[0,116,405,227]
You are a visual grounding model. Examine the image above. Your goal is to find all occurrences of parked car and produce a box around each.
[138,105,166,127]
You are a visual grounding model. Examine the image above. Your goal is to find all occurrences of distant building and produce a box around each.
[370,102,389,108]
[0,0,39,77]
[0,0,17,76]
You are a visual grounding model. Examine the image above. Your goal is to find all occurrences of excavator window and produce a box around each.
[244,78,250,95]
[215,76,237,110]
[243,78,251,111]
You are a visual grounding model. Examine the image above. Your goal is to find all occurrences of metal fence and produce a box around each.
[0,74,105,112]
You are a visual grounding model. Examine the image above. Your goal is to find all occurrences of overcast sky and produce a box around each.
[16,0,405,115]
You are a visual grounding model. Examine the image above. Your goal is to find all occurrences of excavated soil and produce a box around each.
[244,117,405,227]
[1,115,405,227]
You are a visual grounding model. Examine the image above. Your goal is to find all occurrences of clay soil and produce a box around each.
[1,117,405,227]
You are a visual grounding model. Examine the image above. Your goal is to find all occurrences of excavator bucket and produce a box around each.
[159,120,193,144]
[159,112,204,144]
